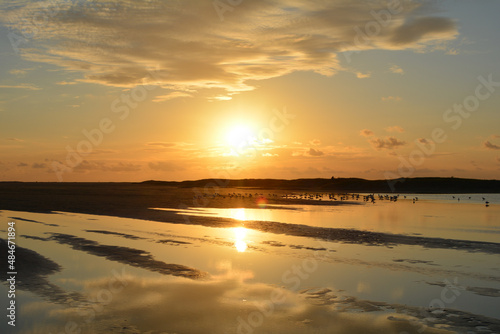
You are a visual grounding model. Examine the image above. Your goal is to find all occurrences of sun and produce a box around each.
[225,125,255,148]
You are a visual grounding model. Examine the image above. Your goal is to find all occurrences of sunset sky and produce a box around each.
[1,0,499,182]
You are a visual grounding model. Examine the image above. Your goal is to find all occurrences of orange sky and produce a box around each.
[1,0,499,181]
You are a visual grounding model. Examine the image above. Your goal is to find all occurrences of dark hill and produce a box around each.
[141,177,500,193]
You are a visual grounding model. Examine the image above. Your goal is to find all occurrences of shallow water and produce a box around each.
[158,197,500,242]
[0,196,499,333]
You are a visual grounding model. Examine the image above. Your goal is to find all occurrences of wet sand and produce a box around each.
[48,233,209,280]
[0,238,82,305]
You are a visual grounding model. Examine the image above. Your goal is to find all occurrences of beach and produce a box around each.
[2,0,500,332]
[1,184,499,333]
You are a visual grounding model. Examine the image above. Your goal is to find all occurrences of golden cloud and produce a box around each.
[2,0,458,98]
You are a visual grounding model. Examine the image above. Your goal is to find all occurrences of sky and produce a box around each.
[0,0,499,182]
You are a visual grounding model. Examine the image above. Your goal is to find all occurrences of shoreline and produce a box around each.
[4,207,500,256]
[1,183,499,255]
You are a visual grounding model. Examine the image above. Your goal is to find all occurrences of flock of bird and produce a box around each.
[452,195,490,207]
[193,192,492,206]
[194,192,403,204]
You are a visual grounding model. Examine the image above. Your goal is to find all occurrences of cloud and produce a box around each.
[6,137,24,142]
[309,139,321,146]
[356,72,371,79]
[290,144,364,159]
[381,96,402,102]
[385,126,404,133]
[370,136,406,150]
[72,161,142,172]
[89,149,118,155]
[389,65,404,75]
[484,141,500,150]
[56,81,77,85]
[17,162,28,167]
[209,95,233,102]
[148,161,185,171]
[32,162,47,169]
[146,142,191,149]
[360,129,374,137]
[308,148,324,156]
[1,1,458,98]
[389,17,457,46]
[153,91,193,102]
[0,84,41,90]
[147,142,177,148]
[470,160,482,170]
[9,69,29,77]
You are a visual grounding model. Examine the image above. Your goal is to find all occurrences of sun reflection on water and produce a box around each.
[232,208,246,221]
[233,226,248,252]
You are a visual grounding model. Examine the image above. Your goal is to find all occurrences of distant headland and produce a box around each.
[1,177,499,193]
[140,177,500,194]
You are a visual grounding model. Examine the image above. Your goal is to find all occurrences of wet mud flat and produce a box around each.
[1,183,500,333]
[2,233,500,334]
[2,182,498,255]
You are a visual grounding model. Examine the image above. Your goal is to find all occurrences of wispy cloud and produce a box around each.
[356,72,371,79]
[88,149,118,155]
[370,136,406,150]
[388,17,457,46]
[32,162,47,169]
[359,129,374,137]
[1,0,458,98]
[308,148,324,156]
[72,161,142,173]
[148,161,185,171]
[9,69,30,77]
[385,126,404,133]
[484,141,500,150]
[0,84,41,90]
[389,65,404,75]
[56,81,77,85]
[153,91,192,102]
[146,142,191,148]
[381,96,402,102]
